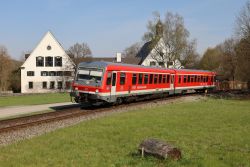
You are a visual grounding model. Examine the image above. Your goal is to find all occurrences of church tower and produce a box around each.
[155,20,163,38]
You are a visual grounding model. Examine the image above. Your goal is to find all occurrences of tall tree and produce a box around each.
[199,47,222,71]
[218,38,237,81]
[233,1,250,83]
[122,43,141,64]
[235,1,250,39]
[235,37,250,82]
[0,46,13,91]
[181,39,200,69]
[143,11,192,68]
[67,42,92,65]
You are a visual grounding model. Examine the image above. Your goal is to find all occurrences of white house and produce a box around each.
[135,20,182,69]
[21,31,75,93]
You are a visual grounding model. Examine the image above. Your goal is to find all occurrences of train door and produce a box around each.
[170,74,175,90]
[110,72,117,99]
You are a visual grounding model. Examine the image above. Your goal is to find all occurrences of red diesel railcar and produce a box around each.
[70,61,216,104]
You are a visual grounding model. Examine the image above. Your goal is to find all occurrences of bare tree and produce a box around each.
[67,42,92,65]
[143,12,191,68]
[122,43,141,64]
[181,39,200,69]
[218,38,237,81]
[235,1,250,39]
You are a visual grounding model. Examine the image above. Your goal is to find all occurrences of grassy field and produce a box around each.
[0,98,249,167]
[0,93,71,107]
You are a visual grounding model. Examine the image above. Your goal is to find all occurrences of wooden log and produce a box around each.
[138,138,181,160]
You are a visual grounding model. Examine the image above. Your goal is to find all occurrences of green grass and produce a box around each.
[0,98,250,167]
[0,93,71,107]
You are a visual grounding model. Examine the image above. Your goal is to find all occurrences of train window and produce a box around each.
[149,74,153,84]
[200,76,203,82]
[132,74,137,85]
[112,73,116,86]
[211,76,213,82]
[106,72,112,85]
[144,74,149,84]
[159,74,162,84]
[178,75,181,83]
[138,73,143,84]
[120,72,126,85]
[194,76,197,82]
[191,76,194,83]
[154,74,158,84]
[162,75,166,83]
[184,75,187,83]
[170,75,174,84]
[167,75,170,83]
[187,76,190,83]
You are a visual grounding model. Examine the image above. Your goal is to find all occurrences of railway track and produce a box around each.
[0,93,201,134]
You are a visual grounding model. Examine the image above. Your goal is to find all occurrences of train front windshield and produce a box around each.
[76,68,103,86]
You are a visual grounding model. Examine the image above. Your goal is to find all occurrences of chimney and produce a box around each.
[25,54,30,60]
[116,52,121,63]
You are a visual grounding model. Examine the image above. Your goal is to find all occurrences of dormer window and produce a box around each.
[36,56,44,67]
[55,56,62,66]
[45,56,53,67]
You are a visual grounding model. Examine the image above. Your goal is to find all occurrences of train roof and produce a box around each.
[78,61,215,74]
[78,61,174,71]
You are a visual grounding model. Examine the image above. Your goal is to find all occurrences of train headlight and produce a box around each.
[95,89,99,93]
[75,87,78,90]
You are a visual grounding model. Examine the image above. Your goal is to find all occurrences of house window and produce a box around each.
[41,71,48,76]
[55,56,62,66]
[45,56,53,67]
[167,61,174,66]
[56,71,63,76]
[49,71,56,76]
[42,82,47,89]
[28,82,33,89]
[64,71,72,76]
[47,45,52,50]
[120,73,126,85]
[50,81,55,89]
[150,61,156,66]
[57,81,63,89]
[27,71,34,76]
[159,62,165,67]
[36,56,44,67]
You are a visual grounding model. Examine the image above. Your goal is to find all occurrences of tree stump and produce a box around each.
[138,138,181,160]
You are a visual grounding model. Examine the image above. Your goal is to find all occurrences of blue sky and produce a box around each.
[0,0,247,59]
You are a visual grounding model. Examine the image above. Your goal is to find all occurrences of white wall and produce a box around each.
[21,32,75,93]
[141,38,182,69]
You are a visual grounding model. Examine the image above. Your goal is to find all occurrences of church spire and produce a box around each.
[155,19,163,38]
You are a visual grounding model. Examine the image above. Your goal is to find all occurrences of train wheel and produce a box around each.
[116,97,123,105]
